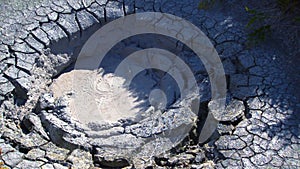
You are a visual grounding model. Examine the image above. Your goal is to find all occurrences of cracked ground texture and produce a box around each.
[0,0,299,168]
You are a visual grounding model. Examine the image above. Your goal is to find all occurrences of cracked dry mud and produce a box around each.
[0,0,299,169]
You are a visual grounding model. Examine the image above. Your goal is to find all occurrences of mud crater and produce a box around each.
[35,29,213,166]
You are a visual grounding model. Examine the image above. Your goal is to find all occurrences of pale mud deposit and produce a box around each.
[50,69,145,125]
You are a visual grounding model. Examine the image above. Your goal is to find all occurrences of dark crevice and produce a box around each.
[226,75,230,90]
[55,22,71,41]
[133,0,136,13]
[168,101,211,155]
[204,146,226,163]
[65,1,78,12]
[91,146,98,167]
[8,47,36,55]
[219,115,244,127]
[38,26,52,45]
[43,155,71,167]
[231,57,247,73]
[95,159,130,168]
[2,74,28,106]
[13,54,32,76]
[18,146,31,154]
[122,0,127,16]
[154,157,169,167]
[196,101,210,143]
[37,113,79,151]
[74,13,83,37]
[242,98,252,119]
[86,10,103,24]
[103,7,107,22]
[92,145,130,168]
[20,121,31,135]
[29,32,47,49]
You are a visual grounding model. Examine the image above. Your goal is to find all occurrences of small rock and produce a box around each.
[67,149,93,169]
[0,143,15,155]
[195,152,205,163]
[185,146,200,155]
[16,77,31,91]
[48,12,58,21]
[191,164,202,169]
[21,113,49,140]
[238,53,255,69]
[41,142,70,161]
[2,151,24,167]
[25,148,45,160]
[217,123,234,135]
[215,135,246,150]
[41,164,55,169]
[53,163,69,169]
[241,158,255,168]
[15,160,44,168]
[168,156,179,165]
[168,153,195,166]
[270,155,284,167]
[0,76,15,96]
[220,100,245,122]
[250,154,272,166]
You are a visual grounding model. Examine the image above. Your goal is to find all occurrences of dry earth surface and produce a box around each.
[0,0,299,169]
